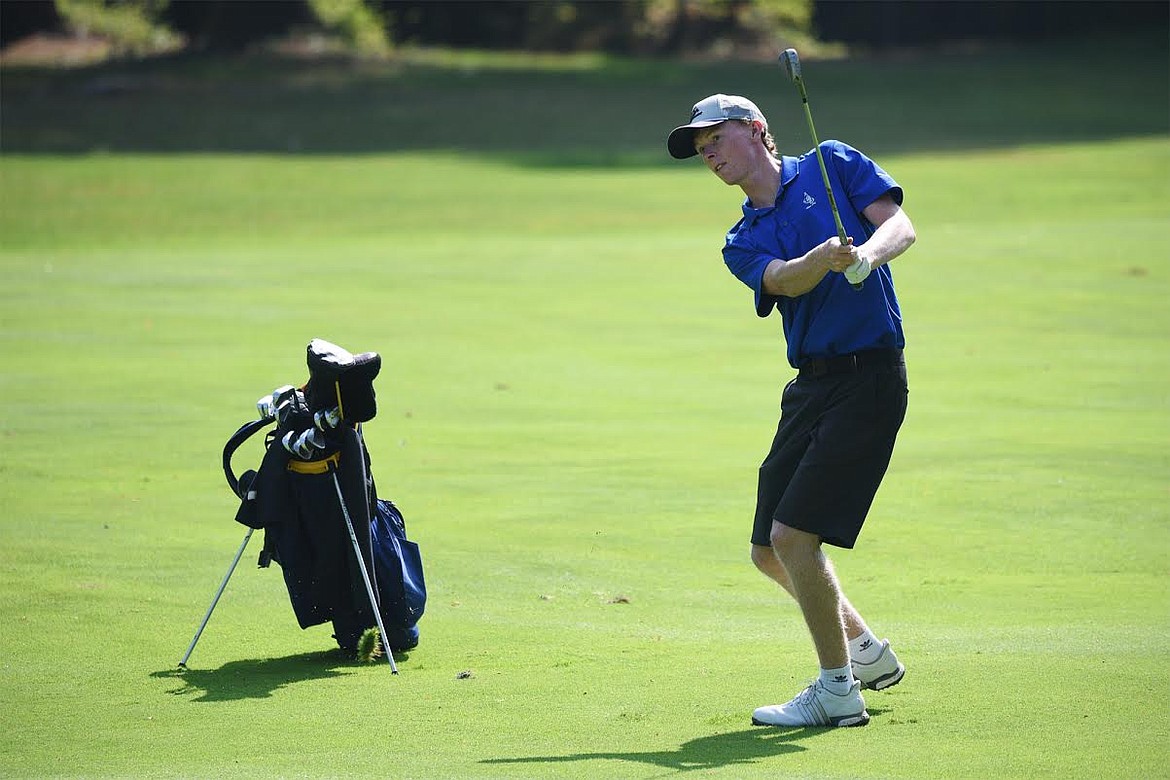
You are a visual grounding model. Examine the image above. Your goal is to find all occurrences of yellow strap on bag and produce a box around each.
[287,451,341,475]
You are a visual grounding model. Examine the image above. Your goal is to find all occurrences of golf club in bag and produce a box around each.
[179,339,426,672]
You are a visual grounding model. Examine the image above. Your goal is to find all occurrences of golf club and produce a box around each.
[256,385,296,420]
[779,48,862,291]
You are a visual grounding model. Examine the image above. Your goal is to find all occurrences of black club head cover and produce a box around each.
[304,338,382,423]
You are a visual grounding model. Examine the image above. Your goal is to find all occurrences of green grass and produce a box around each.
[2,33,1167,158]
[1,37,1168,779]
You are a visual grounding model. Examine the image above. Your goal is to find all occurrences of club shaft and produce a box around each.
[796,86,848,244]
[794,76,861,290]
[179,528,254,667]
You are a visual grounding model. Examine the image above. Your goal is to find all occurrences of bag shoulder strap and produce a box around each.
[223,418,275,498]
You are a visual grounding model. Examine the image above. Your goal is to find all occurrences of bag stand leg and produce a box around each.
[330,469,398,674]
[178,528,254,668]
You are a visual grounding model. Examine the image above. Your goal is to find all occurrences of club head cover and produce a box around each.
[304,338,382,423]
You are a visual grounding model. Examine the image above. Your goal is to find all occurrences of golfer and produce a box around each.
[667,94,916,728]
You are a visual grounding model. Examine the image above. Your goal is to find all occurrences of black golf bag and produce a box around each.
[223,339,426,655]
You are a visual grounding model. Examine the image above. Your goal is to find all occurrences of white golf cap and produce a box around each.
[667,94,767,159]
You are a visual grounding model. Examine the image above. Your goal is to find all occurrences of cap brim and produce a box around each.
[667,119,725,159]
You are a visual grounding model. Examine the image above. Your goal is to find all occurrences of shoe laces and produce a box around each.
[794,682,821,705]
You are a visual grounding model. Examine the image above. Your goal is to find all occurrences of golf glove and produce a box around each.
[845,255,872,285]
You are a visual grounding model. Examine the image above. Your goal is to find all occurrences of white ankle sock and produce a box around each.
[849,629,883,664]
[818,664,854,695]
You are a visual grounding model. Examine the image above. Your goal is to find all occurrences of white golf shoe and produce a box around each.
[851,639,905,691]
[752,680,869,728]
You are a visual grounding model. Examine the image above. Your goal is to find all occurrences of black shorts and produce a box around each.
[752,350,908,549]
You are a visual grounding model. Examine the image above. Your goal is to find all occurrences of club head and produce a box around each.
[779,48,802,81]
[257,384,296,419]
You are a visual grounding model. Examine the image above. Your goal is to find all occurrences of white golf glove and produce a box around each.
[844,255,872,285]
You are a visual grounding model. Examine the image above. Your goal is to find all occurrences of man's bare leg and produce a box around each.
[769,523,849,668]
[751,532,905,695]
[749,524,871,728]
[751,542,872,642]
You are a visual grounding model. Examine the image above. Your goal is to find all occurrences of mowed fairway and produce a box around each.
[1,37,1168,779]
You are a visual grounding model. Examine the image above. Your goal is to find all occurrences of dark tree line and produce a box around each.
[2,0,1166,52]
[1,0,812,54]
[814,0,1168,48]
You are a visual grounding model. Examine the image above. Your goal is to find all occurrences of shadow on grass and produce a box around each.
[481,725,825,773]
[483,707,893,773]
[151,650,366,702]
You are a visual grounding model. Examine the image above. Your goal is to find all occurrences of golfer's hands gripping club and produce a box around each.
[813,236,869,287]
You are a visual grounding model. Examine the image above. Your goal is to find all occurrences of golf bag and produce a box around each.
[223,339,426,656]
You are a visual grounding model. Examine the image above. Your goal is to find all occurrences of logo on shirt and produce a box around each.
[802,192,817,208]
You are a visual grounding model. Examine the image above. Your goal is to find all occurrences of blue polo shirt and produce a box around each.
[722,140,905,369]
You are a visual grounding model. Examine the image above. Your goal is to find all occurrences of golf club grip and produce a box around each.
[829,203,862,290]
[834,222,861,290]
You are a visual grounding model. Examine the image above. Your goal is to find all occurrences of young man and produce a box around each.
[667,94,916,728]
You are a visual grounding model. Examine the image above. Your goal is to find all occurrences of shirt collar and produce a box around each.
[739,156,801,226]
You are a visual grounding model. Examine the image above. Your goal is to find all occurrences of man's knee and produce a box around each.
[750,543,775,573]
[752,543,798,596]
[770,522,820,564]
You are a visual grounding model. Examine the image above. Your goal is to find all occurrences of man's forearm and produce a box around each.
[761,206,915,298]
[761,253,830,298]
[858,210,916,269]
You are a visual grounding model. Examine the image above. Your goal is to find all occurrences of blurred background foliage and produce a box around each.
[9,0,817,62]
[2,0,1166,66]
[51,0,182,56]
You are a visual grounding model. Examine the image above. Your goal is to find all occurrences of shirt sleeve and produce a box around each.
[827,140,903,212]
[723,242,779,317]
